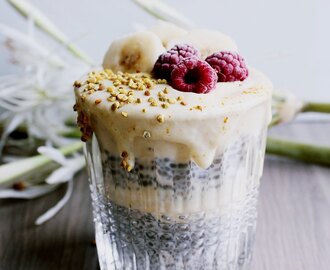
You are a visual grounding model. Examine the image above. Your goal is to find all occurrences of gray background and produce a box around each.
[1,0,330,101]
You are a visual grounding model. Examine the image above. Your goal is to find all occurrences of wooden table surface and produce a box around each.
[1,121,329,270]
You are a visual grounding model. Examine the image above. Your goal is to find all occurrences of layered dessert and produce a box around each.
[74,22,272,270]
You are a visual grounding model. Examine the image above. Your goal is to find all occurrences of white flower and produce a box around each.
[0,0,92,225]
[0,141,84,224]
[33,145,85,224]
[271,91,304,127]
[0,183,60,199]
[35,180,74,225]
[0,23,90,154]
[38,145,85,184]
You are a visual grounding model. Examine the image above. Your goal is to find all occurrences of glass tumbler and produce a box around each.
[84,106,269,270]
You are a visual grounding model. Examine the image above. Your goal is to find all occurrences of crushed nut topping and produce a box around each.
[194,105,203,111]
[111,102,120,111]
[167,98,176,104]
[121,151,129,158]
[161,103,169,109]
[143,130,151,139]
[73,80,82,87]
[156,114,165,123]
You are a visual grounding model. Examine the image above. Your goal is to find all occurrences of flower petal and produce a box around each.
[45,155,84,184]
[38,146,66,165]
[0,113,25,156]
[0,183,59,199]
[45,166,73,184]
[35,180,73,225]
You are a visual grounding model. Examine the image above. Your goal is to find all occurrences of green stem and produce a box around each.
[60,129,81,139]
[0,141,83,187]
[266,137,330,166]
[7,0,93,65]
[302,102,330,114]
[131,0,193,28]
[268,115,281,128]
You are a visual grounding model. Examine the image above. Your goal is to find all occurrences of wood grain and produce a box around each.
[0,122,329,270]
[252,121,330,270]
[0,173,98,270]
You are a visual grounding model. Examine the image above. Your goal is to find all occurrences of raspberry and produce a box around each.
[205,51,248,82]
[170,57,217,94]
[153,44,199,80]
[170,44,199,58]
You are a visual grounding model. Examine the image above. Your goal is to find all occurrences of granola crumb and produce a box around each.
[143,130,151,139]
[156,114,165,123]
[111,102,120,111]
[127,96,135,103]
[107,96,116,102]
[73,80,82,87]
[167,98,176,104]
[106,86,114,93]
[148,97,155,103]
[161,103,169,109]
[158,91,165,98]
[121,151,129,158]
[117,94,128,101]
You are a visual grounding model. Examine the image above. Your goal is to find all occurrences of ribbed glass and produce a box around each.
[84,127,267,270]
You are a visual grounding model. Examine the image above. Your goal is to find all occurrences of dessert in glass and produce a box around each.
[74,22,272,270]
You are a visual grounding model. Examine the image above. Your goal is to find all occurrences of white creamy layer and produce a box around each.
[102,126,267,216]
[75,68,272,169]
[105,167,260,217]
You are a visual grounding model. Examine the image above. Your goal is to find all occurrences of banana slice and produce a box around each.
[149,21,188,48]
[168,29,238,58]
[103,31,166,73]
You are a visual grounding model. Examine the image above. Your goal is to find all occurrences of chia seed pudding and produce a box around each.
[75,23,272,270]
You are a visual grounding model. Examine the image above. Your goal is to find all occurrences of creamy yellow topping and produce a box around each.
[74,68,272,169]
